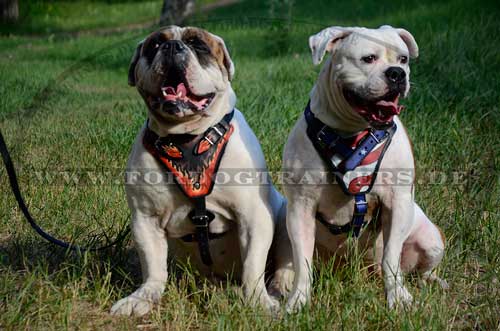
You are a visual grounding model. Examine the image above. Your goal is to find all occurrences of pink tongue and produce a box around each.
[375,95,403,116]
[162,83,187,102]
[161,83,209,111]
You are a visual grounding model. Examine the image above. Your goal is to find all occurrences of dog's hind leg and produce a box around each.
[401,203,448,289]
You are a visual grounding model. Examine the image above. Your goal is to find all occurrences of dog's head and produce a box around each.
[309,25,418,127]
[129,26,234,120]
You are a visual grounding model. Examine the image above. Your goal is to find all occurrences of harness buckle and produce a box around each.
[369,131,381,144]
[354,199,368,215]
[203,126,225,146]
[316,126,327,146]
[212,126,224,137]
[317,125,339,149]
[188,210,215,227]
[203,136,215,146]
[154,138,164,152]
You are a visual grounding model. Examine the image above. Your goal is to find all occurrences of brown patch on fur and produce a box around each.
[366,198,383,233]
[185,27,232,80]
[140,29,176,59]
[366,199,379,219]
[159,29,175,41]
[366,263,382,277]
[437,226,446,245]
[140,27,232,81]
[181,27,205,41]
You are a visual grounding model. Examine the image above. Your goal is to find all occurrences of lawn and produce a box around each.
[0,0,499,329]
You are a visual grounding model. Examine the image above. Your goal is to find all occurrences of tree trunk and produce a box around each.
[160,0,195,25]
[0,0,19,23]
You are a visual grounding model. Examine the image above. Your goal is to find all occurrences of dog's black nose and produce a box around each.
[385,67,406,84]
[162,40,186,54]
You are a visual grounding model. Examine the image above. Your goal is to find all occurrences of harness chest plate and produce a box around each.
[304,102,396,236]
[142,111,235,265]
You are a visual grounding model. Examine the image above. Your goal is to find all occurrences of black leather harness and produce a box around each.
[143,111,234,265]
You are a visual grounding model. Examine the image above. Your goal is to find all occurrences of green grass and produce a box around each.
[1,0,499,329]
[0,1,162,35]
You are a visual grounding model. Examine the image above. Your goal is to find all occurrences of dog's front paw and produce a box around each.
[386,286,413,309]
[110,284,163,316]
[261,294,280,314]
[285,291,308,313]
[268,268,294,300]
[110,294,154,316]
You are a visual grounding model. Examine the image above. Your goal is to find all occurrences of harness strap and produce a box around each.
[305,105,352,158]
[343,130,392,171]
[180,231,226,243]
[317,197,381,237]
[352,194,368,237]
[188,197,216,265]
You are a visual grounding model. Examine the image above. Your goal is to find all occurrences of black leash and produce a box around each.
[0,128,130,252]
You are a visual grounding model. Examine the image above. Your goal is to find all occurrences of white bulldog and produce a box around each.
[283,25,447,311]
[111,26,293,316]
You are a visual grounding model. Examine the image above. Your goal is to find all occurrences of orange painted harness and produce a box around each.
[143,111,234,265]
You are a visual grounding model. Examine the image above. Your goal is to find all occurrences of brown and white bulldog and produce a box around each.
[110,26,293,316]
[283,25,448,311]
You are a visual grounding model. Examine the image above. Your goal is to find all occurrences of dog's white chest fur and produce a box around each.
[126,110,269,233]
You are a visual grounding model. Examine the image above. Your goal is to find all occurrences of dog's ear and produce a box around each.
[396,28,418,59]
[209,33,235,81]
[309,27,354,65]
[128,40,144,86]
[380,25,419,59]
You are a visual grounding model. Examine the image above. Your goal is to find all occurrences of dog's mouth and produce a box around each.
[156,68,215,117]
[344,89,403,127]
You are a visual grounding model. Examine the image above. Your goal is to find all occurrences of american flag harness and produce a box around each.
[304,102,397,237]
[143,110,235,266]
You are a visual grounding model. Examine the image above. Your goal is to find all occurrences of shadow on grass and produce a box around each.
[0,236,142,290]
[0,235,248,296]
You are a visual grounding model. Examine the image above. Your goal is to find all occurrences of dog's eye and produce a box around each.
[362,55,377,64]
[154,43,160,49]
[399,55,408,64]
[185,37,210,54]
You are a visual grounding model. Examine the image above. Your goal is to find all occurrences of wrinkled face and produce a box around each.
[129,26,234,119]
[310,26,418,127]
